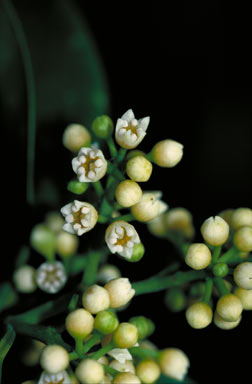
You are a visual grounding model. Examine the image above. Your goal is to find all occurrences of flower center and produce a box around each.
[116,228,132,246]
[81,153,101,173]
[125,124,138,136]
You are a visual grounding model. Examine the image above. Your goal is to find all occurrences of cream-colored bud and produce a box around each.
[63,123,91,152]
[233,226,252,252]
[45,211,64,233]
[66,308,94,340]
[234,287,252,310]
[159,348,190,381]
[76,359,104,384]
[126,156,153,182]
[152,139,183,168]
[131,192,168,222]
[56,231,79,258]
[105,221,140,259]
[13,265,37,293]
[185,302,213,329]
[110,359,135,374]
[233,262,252,290]
[231,207,252,229]
[82,285,110,314]
[61,200,98,236]
[147,214,167,237]
[218,209,234,226]
[98,264,121,284]
[216,294,243,322]
[164,207,195,239]
[136,360,160,384]
[213,311,241,330]
[113,323,138,349]
[201,216,229,246]
[115,180,142,208]
[22,340,45,367]
[40,345,69,374]
[38,371,71,384]
[104,278,135,308]
[113,372,141,384]
[185,243,212,270]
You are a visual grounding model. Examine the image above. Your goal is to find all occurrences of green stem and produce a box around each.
[98,215,109,223]
[107,137,118,158]
[93,181,104,198]
[129,346,159,360]
[82,332,101,354]
[212,246,222,264]
[82,250,102,286]
[75,338,83,356]
[203,277,213,304]
[91,341,114,360]
[3,0,37,205]
[111,214,135,222]
[103,364,118,377]
[218,246,239,263]
[133,270,206,296]
[214,277,230,296]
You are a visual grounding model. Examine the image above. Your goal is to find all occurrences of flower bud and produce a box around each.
[82,285,110,314]
[113,372,141,384]
[185,302,213,329]
[218,209,234,226]
[159,348,190,381]
[164,207,195,239]
[185,243,212,270]
[65,308,94,340]
[61,200,98,236]
[45,212,64,233]
[164,288,187,312]
[40,345,69,374]
[147,214,167,237]
[129,316,155,340]
[213,311,241,330]
[151,139,183,168]
[216,294,243,322]
[128,243,145,262]
[30,224,56,260]
[234,287,252,310]
[126,150,145,160]
[109,359,135,374]
[212,263,229,278]
[233,226,252,252]
[115,180,142,208]
[13,265,37,293]
[94,310,119,334]
[231,207,252,229]
[22,340,45,367]
[72,147,107,182]
[131,192,168,222]
[63,123,91,152]
[56,231,79,258]
[136,360,161,384]
[92,115,114,138]
[104,278,135,308]
[98,264,121,284]
[126,156,153,182]
[233,262,252,289]
[38,371,71,384]
[105,221,140,259]
[200,216,229,246]
[115,109,150,149]
[67,180,89,195]
[113,322,138,348]
[76,359,104,384]
[36,261,67,294]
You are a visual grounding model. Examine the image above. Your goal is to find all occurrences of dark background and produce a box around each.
[1,1,252,383]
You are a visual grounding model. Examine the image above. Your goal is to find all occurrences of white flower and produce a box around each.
[115,109,150,149]
[105,221,140,259]
[36,261,67,294]
[108,348,133,364]
[61,200,98,236]
[38,370,71,384]
[72,147,107,182]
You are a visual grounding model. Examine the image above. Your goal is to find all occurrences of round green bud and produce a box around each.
[212,263,229,278]
[94,310,119,335]
[92,115,114,139]
[189,282,206,299]
[67,180,89,195]
[164,288,187,312]
[113,322,138,348]
[129,316,155,340]
[30,224,56,260]
[128,242,145,262]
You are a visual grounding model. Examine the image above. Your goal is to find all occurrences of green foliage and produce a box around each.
[0,325,16,384]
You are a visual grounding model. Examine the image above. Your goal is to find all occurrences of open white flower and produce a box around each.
[72,147,107,182]
[108,348,133,364]
[115,109,150,149]
[105,221,140,259]
[61,200,98,236]
[38,370,71,384]
[36,261,67,294]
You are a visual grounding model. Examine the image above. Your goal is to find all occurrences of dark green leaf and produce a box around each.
[0,325,16,384]
[0,283,17,313]
[157,374,197,384]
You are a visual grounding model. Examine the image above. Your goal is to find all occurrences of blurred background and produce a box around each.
[0,0,251,382]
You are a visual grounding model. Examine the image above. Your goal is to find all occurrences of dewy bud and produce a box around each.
[231,207,252,229]
[213,311,241,330]
[113,372,141,384]
[131,192,168,222]
[233,226,252,252]
[185,302,213,329]
[82,285,110,314]
[75,359,104,384]
[56,231,79,258]
[113,322,138,349]
[104,278,135,308]
[105,221,140,259]
[94,310,119,334]
[234,287,252,310]
[61,200,98,236]
[159,348,190,381]
[63,123,91,152]
[13,265,37,294]
[92,115,114,138]
[65,308,94,340]
[126,155,153,182]
[72,147,107,182]
[200,216,229,246]
[164,207,195,239]
[115,180,142,208]
[136,360,161,384]
[233,262,252,290]
[115,109,150,149]
[151,139,183,168]
[216,293,243,322]
[40,345,69,374]
[30,224,56,260]
[185,243,212,270]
